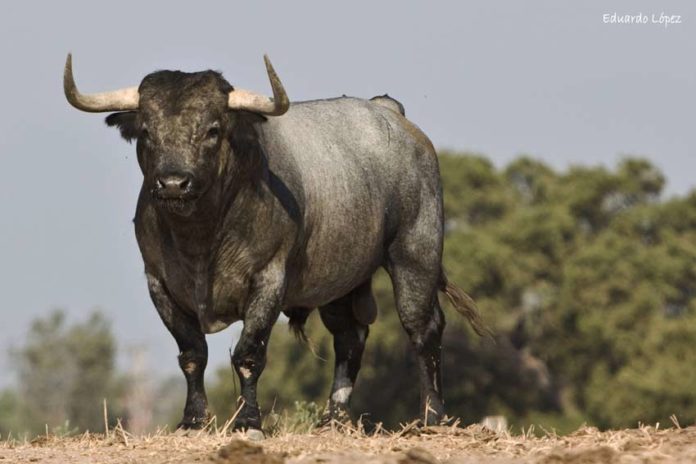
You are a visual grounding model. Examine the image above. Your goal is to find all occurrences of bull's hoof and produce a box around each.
[232,416,262,433]
[413,414,451,429]
[176,416,209,431]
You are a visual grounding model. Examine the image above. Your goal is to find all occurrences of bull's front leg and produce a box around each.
[230,268,283,433]
[147,274,209,429]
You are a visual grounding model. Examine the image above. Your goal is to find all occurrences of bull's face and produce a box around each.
[106,72,233,216]
[64,54,289,217]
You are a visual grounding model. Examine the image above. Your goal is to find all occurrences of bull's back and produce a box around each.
[258,97,441,307]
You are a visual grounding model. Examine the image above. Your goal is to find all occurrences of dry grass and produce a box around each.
[2,420,696,464]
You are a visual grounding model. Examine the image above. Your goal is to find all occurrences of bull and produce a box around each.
[63,54,487,434]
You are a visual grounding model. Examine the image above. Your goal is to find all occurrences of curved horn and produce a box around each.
[64,53,139,113]
[227,55,289,116]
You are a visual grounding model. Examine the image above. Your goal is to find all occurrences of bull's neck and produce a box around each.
[160,173,262,261]
[166,217,217,260]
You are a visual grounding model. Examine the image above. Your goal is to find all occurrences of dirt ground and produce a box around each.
[2,423,696,464]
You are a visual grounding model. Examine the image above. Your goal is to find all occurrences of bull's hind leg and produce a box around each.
[387,262,446,425]
[386,224,446,425]
[319,281,373,421]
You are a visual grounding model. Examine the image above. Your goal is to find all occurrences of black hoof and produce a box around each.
[232,416,262,432]
[176,416,209,430]
[417,414,448,428]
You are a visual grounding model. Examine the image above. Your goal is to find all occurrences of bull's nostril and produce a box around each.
[155,173,194,197]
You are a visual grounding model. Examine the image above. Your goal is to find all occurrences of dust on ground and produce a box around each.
[2,423,695,464]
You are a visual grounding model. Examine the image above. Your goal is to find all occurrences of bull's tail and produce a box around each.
[439,272,493,337]
[285,307,326,360]
[285,307,311,343]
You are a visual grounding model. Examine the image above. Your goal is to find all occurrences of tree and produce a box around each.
[11,310,122,435]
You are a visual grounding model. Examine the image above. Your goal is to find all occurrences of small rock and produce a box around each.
[246,429,265,442]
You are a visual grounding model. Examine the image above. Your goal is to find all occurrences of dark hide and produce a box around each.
[92,70,487,432]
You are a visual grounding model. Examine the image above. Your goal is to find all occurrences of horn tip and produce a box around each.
[263,54,273,69]
[64,54,75,85]
[64,55,74,89]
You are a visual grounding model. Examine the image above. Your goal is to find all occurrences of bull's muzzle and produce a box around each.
[155,173,194,199]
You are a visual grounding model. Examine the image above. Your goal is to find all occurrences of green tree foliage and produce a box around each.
[0,389,22,438]
[8,310,122,436]
[204,153,696,432]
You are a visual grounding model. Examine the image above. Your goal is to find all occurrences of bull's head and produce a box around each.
[64,54,289,216]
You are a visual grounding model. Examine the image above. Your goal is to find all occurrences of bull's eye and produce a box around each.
[140,128,150,141]
[206,127,219,139]
[206,123,220,140]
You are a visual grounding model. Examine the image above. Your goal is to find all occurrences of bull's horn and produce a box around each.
[227,55,289,116]
[64,53,139,113]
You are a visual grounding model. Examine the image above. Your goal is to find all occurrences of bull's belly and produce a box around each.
[162,252,381,335]
[285,267,380,308]
[284,230,384,308]
[286,263,380,308]
[191,266,381,334]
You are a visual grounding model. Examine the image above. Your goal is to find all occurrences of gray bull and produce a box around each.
[64,54,487,433]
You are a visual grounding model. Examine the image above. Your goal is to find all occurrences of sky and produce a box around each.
[0,1,694,386]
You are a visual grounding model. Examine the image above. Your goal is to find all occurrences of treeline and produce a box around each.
[0,311,184,437]
[2,153,696,437]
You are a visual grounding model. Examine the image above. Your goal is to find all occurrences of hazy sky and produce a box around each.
[1,1,694,386]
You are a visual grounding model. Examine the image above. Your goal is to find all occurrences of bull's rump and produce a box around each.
[260,97,440,307]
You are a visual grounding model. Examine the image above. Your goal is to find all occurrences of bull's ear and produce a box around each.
[105,112,138,142]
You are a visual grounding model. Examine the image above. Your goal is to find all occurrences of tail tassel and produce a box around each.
[440,275,493,338]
